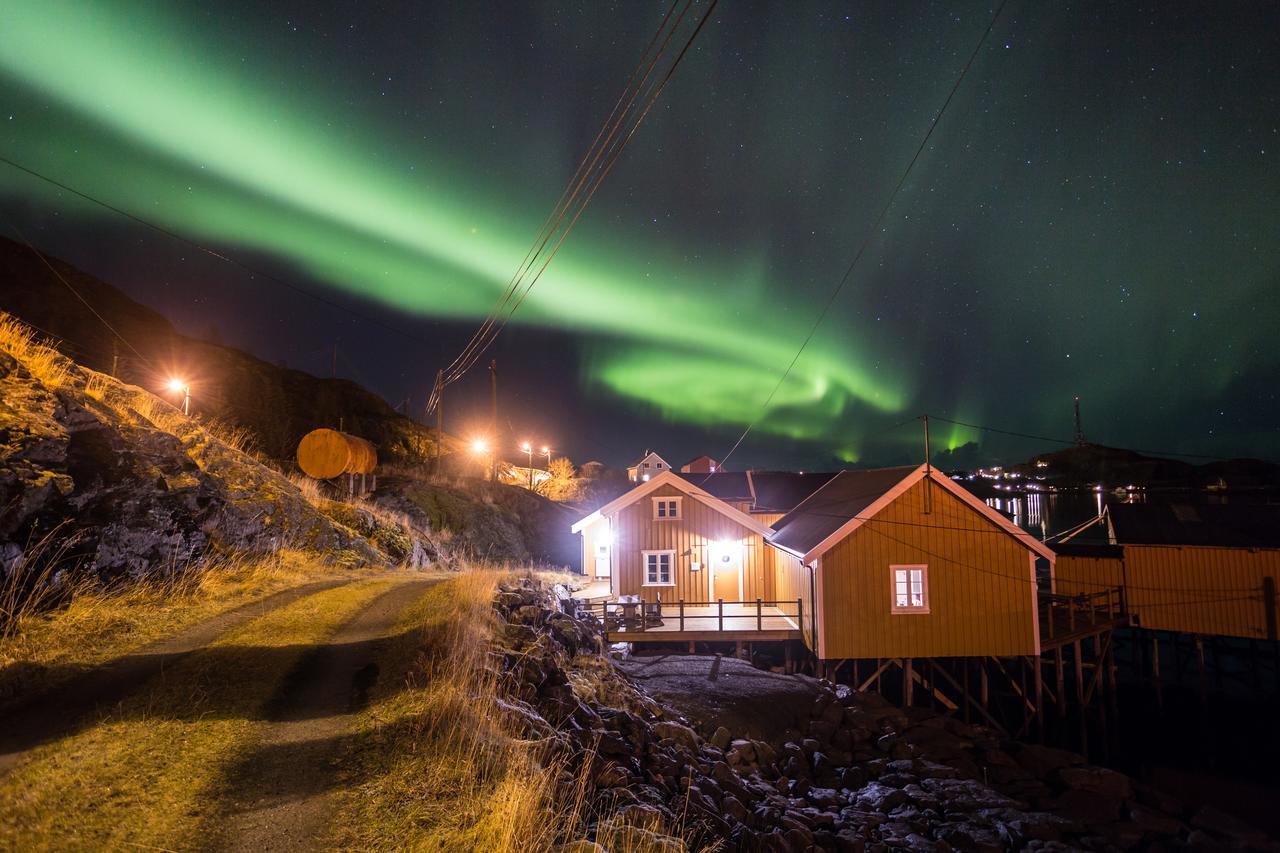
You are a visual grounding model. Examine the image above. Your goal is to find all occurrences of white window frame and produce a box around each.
[651,496,682,520]
[890,564,929,614]
[642,550,675,586]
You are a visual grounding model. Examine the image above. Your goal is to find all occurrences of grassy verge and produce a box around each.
[327,571,584,850]
[0,578,395,851]
[0,550,349,708]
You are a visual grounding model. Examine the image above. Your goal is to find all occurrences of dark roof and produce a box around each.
[1108,503,1280,548]
[749,471,839,513]
[769,466,918,556]
[676,471,752,503]
[1050,542,1125,559]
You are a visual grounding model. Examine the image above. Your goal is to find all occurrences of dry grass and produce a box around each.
[328,570,592,850]
[0,312,73,389]
[0,578,395,851]
[0,550,334,707]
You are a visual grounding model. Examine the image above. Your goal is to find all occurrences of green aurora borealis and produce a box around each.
[1,1,1277,465]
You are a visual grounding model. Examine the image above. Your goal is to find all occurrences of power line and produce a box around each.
[711,0,1011,471]
[427,0,719,412]
[0,155,421,343]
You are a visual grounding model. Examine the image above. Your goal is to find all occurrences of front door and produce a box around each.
[710,541,742,602]
[594,544,610,577]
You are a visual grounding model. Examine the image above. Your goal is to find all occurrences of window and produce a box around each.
[652,497,682,520]
[891,565,929,613]
[643,550,674,585]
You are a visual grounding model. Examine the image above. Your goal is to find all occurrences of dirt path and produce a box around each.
[209,578,437,852]
[0,577,351,776]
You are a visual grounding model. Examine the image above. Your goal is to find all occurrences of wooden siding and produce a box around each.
[1057,546,1280,640]
[816,479,1039,659]
[774,549,815,649]
[610,483,772,602]
[753,512,786,527]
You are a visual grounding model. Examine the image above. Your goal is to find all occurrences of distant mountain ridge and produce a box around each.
[1011,442,1280,490]
[0,235,452,464]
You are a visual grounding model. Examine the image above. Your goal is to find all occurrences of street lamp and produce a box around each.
[540,445,551,467]
[470,438,492,481]
[520,441,533,488]
[166,378,190,416]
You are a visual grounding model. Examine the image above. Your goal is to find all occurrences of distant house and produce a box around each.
[571,470,775,598]
[1054,503,1280,641]
[679,455,721,474]
[626,450,671,483]
[579,460,608,479]
[768,465,1056,660]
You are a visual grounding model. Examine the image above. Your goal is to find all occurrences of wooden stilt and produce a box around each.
[904,658,914,707]
[1055,646,1066,723]
[1033,654,1044,743]
[963,659,972,724]
[979,659,989,709]
[1096,638,1110,763]
[1074,639,1087,756]
[1195,635,1208,707]
[1152,633,1163,712]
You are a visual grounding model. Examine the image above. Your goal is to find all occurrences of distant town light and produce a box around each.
[520,441,531,452]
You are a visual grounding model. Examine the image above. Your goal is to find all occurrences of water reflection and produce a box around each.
[982,488,1152,541]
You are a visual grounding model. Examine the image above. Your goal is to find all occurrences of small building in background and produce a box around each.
[680,455,721,473]
[627,449,672,483]
[1054,503,1280,641]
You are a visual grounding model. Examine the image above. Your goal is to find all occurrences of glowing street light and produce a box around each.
[520,441,534,488]
[540,445,551,467]
[470,438,489,455]
[166,378,190,416]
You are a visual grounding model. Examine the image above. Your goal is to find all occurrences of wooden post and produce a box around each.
[1096,637,1110,763]
[718,599,724,632]
[1033,655,1044,743]
[904,658,914,707]
[1055,646,1066,723]
[1265,577,1277,642]
[639,597,646,631]
[785,642,794,674]
[756,597,763,631]
[1152,634,1163,712]
[679,599,685,632]
[963,659,972,724]
[1074,639,1087,756]
[432,370,444,473]
[736,640,745,660]
[1195,635,1208,708]
[979,659,989,711]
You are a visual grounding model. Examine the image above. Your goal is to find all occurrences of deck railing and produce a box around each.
[1039,586,1126,641]
[577,597,804,634]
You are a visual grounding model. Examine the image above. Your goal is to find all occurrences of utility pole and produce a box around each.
[434,370,444,475]
[1073,395,1086,446]
[923,413,933,514]
[489,359,498,482]
[111,339,119,378]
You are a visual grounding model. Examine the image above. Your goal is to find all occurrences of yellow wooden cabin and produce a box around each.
[571,470,778,602]
[1054,503,1280,641]
[767,465,1058,662]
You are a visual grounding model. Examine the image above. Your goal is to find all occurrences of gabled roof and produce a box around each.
[768,464,1057,564]
[627,449,668,468]
[1108,503,1280,548]
[570,469,772,537]
[749,471,840,513]
[673,470,839,514]
[674,471,752,503]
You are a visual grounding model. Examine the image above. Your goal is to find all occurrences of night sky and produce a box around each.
[2,1,1277,470]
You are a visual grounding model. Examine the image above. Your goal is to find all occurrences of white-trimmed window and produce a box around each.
[652,496,682,520]
[643,550,675,586]
[891,565,929,613]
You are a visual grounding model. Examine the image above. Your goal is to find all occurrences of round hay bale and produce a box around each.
[296,428,353,479]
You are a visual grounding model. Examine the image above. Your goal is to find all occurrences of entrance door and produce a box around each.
[594,544,610,578]
[710,541,742,602]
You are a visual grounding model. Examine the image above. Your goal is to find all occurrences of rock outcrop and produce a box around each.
[491,578,1279,852]
[0,329,380,582]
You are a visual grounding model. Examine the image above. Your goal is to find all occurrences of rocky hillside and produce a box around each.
[0,235,454,464]
[0,314,401,583]
[494,578,1277,852]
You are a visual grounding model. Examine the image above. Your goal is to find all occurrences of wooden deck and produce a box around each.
[578,598,804,643]
[1039,587,1128,648]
